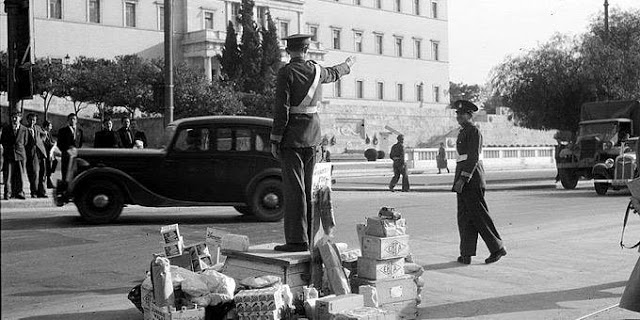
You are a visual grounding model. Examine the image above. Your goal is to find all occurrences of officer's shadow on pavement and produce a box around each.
[422,260,469,271]
[418,280,628,319]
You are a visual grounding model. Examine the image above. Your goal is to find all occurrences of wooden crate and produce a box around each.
[221,243,311,297]
[361,235,410,260]
[351,275,417,305]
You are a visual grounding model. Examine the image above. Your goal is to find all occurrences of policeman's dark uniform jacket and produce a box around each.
[389,136,410,192]
[270,34,352,249]
[452,100,505,263]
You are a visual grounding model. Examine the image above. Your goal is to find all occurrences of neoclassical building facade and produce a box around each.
[0,0,454,151]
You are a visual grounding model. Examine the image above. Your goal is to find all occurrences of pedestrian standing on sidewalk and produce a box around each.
[451,100,506,265]
[24,113,47,198]
[42,120,57,189]
[389,135,410,192]
[57,113,83,182]
[117,116,135,148]
[1,111,28,200]
[437,142,449,174]
[270,33,355,252]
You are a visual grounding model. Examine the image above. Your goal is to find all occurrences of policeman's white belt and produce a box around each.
[289,106,318,114]
[456,154,483,162]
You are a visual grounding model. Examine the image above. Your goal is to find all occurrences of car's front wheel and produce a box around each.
[75,179,124,224]
[250,178,284,222]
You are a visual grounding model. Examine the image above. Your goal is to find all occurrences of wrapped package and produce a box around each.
[378,207,402,220]
[201,269,236,296]
[365,217,407,237]
[150,256,175,307]
[318,237,351,295]
[240,275,282,289]
[190,292,234,307]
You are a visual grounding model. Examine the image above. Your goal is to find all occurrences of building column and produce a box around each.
[204,56,213,81]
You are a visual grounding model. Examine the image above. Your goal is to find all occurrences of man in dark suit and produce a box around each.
[451,100,506,265]
[94,118,122,148]
[270,34,355,252]
[57,113,83,182]
[24,113,48,198]
[42,120,57,188]
[1,111,28,200]
[117,116,135,148]
[388,134,410,192]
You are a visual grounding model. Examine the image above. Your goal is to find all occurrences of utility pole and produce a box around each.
[164,0,174,126]
[5,0,34,114]
[604,0,609,44]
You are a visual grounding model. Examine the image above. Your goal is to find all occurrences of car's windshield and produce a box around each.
[163,125,177,150]
[579,122,619,142]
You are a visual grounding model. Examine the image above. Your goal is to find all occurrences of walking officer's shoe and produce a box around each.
[274,243,309,252]
[485,248,507,264]
[457,256,471,264]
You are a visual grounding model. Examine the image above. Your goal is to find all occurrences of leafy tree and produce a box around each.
[219,21,241,82]
[104,55,161,118]
[449,82,481,104]
[260,12,282,91]
[0,51,7,93]
[74,57,117,121]
[59,57,95,116]
[239,0,263,93]
[32,58,65,119]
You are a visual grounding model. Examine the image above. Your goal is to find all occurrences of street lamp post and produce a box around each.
[164,0,174,127]
[604,0,609,44]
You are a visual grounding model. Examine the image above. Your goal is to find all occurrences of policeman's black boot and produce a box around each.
[485,248,507,264]
[457,256,471,264]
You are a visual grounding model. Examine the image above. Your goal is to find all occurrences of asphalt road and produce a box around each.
[1,178,639,320]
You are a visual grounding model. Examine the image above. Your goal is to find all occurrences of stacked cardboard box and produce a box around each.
[233,285,289,320]
[161,224,184,258]
[353,208,420,320]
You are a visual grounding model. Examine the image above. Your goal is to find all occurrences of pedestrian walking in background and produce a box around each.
[1,111,28,200]
[57,113,83,182]
[451,100,506,265]
[42,120,57,188]
[437,142,449,174]
[270,33,355,252]
[117,116,135,148]
[24,113,47,198]
[389,134,410,192]
[94,118,122,148]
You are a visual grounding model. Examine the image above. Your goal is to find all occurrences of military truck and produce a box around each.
[556,100,640,189]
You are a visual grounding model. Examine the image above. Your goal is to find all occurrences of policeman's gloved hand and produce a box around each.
[453,179,466,193]
[345,56,356,68]
[271,142,280,159]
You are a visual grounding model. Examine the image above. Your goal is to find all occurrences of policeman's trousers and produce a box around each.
[457,188,503,256]
[281,147,316,244]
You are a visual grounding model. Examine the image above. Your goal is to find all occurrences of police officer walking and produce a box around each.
[451,100,506,264]
[270,34,356,252]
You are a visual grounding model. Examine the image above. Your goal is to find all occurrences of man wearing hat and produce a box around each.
[451,100,506,264]
[270,34,356,252]
[389,134,410,192]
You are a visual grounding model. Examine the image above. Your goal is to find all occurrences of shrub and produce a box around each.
[377,150,385,159]
[364,148,378,161]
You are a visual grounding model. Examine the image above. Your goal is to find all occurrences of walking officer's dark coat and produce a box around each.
[270,57,351,147]
[453,122,486,190]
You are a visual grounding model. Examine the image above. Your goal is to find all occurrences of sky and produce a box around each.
[448,0,640,85]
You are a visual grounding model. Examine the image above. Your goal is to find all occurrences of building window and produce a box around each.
[377,82,384,100]
[395,37,403,57]
[356,80,364,99]
[414,0,420,15]
[125,1,136,27]
[355,0,361,5]
[414,39,421,59]
[257,6,268,28]
[395,0,401,12]
[416,83,423,101]
[204,11,214,29]
[431,0,438,18]
[397,83,404,101]
[354,32,363,53]
[280,21,289,39]
[89,0,100,23]
[332,29,341,50]
[374,34,383,55]
[431,41,439,60]
[433,85,440,102]
[376,0,382,9]
[309,25,319,41]
[158,6,164,30]
[231,2,241,27]
[49,0,62,19]
[335,79,342,97]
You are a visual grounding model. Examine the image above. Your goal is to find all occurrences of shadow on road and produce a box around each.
[20,309,142,320]
[10,286,131,297]
[523,189,631,199]
[418,280,627,319]
[422,260,469,271]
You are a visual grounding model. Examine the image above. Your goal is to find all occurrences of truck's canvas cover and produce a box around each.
[581,100,640,135]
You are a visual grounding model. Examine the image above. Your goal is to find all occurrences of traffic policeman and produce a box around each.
[270,34,355,252]
[451,100,507,264]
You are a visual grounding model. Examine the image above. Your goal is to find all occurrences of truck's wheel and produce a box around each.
[594,175,609,195]
[559,169,579,189]
[75,180,124,224]
[250,178,284,222]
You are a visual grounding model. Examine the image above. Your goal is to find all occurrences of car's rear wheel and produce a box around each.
[559,169,579,189]
[234,206,253,216]
[75,179,124,224]
[250,178,284,222]
[594,175,609,195]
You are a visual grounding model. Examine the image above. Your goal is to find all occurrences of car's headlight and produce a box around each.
[605,158,615,169]
[603,141,613,150]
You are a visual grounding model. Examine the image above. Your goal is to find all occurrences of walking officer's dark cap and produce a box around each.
[283,33,313,51]
[451,100,479,114]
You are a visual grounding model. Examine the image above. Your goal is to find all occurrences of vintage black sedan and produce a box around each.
[55,116,283,224]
